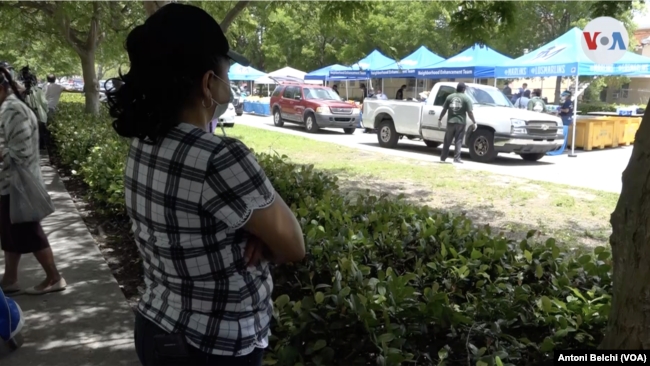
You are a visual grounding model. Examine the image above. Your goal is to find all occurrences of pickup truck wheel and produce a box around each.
[424,140,441,148]
[519,153,546,162]
[377,121,399,148]
[305,113,319,133]
[273,109,284,127]
[343,128,355,135]
[468,129,498,163]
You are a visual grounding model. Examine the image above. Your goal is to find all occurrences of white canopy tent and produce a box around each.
[253,67,322,96]
[254,67,323,85]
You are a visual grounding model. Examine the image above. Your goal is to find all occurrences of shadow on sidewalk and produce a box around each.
[0,156,139,366]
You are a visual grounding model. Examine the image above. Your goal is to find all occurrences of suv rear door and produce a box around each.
[281,86,299,121]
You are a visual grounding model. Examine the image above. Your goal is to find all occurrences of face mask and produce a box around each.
[210,73,232,120]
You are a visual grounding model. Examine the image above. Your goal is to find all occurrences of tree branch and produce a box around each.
[15,1,56,16]
[220,0,251,33]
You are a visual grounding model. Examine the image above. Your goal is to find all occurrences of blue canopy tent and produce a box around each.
[329,50,396,78]
[496,28,650,78]
[329,50,397,98]
[228,63,266,81]
[416,44,512,80]
[305,64,349,80]
[370,46,445,78]
[495,27,650,156]
[306,64,368,99]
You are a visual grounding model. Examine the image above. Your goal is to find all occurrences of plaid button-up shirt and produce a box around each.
[125,123,276,356]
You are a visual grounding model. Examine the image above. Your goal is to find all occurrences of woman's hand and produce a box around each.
[244,235,266,267]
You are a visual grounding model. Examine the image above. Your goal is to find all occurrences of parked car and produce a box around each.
[270,83,360,134]
[230,85,244,116]
[215,103,237,129]
[363,82,564,163]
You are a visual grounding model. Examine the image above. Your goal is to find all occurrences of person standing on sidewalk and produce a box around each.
[0,66,66,296]
[106,4,305,366]
[43,74,64,118]
[437,82,476,164]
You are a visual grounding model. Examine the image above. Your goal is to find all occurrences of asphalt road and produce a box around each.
[234,114,630,193]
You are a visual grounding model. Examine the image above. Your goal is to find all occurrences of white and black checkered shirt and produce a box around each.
[125,123,276,356]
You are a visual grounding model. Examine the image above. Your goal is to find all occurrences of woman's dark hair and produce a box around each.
[0,66,26,104]
[533,88,542,97]
[107,3,234,143]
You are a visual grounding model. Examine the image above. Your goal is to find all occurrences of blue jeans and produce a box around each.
[561,115,573,126]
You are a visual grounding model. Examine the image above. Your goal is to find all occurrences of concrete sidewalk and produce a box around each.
[0,154,139,365]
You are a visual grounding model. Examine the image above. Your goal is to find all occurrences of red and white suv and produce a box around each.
[270,83,360,134]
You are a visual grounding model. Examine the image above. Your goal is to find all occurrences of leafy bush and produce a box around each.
[578,102,644,115]
[50,98,613,366]
[49,94,129,213]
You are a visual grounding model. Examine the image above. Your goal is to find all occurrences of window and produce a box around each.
[285,86,301,99]
[272,86,283,98]
[466,86,512,107]
[282,86,294,99]
[303,87,340,100]
[621,83,630,99]
[433,86,456,106]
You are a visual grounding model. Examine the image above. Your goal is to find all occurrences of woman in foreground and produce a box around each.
[106,4,305,366]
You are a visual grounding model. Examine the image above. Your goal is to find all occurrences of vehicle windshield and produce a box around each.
[303,87,340,101]
[466,86,512,107]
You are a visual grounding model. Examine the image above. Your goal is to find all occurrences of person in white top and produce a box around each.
[43,74,64,114]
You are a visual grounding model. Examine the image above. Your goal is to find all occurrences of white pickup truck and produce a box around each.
[363,82,564,163]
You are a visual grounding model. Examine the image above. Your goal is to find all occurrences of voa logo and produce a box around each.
[581,17,629,64]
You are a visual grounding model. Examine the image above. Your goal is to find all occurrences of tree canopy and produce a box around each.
[0,1,645,113]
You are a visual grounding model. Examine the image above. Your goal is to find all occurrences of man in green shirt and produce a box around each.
[438,82,477,164]
[527,89,546,113]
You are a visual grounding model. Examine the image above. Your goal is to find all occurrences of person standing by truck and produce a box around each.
[502,81,512,100]
[437,82,477,164]
[527,89,546,113]
[396,84,406,100]
[559,90,573,126]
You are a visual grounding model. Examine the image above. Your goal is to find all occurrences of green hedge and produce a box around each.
[50,95,613,366]
[578,102,644,115]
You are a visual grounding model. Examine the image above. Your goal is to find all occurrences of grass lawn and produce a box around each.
[230,124,617,248]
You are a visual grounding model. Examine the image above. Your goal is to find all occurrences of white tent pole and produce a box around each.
[493,76,497,87]
[382,78,384,94]
[569,74,579,158]
[414,79,417,99]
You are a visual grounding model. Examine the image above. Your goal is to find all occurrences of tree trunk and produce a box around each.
[599,96,650,349]
[554,76,562,104]
[143,1,170,17]
[97,64,104,81]
[79,51,100,115]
